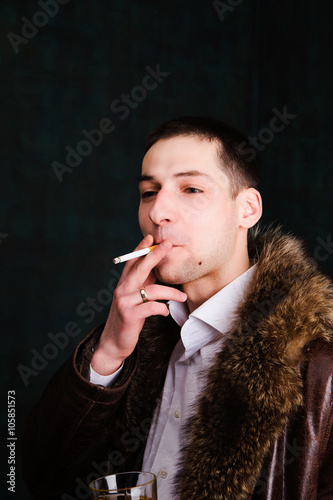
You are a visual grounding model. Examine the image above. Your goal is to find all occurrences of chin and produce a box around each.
[153,248,199,284]
[154,260,198,286]
[153,259,182,284]
[153,268,179,285]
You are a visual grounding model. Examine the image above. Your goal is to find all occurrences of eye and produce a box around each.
[184,187,203,194]
[140,190,157,199]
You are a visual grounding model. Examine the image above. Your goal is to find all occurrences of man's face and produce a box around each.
[138,135,245,285]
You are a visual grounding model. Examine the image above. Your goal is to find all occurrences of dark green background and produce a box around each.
[1,1,332,498]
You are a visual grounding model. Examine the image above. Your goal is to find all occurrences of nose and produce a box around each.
[148,189,177,226]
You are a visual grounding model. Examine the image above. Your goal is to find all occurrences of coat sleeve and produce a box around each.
[318,419,333,499]
[316,342,333,500]
[22,324,138,500]
[300,339,333,500]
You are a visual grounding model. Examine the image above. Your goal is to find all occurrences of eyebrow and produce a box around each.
[138,170,211,184]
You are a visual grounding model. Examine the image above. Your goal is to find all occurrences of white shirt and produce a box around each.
[89,265,256,499]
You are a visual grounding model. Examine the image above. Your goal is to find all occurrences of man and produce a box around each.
[23,117,333,499]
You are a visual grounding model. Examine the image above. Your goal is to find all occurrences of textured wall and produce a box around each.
[1,1,332,497]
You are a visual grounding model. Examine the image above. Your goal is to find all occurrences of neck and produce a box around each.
[182,252,250,314]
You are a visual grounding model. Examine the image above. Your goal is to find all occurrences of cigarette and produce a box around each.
[113,245,157,264]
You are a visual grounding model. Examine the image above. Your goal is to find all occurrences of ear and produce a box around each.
[238,188,262,229]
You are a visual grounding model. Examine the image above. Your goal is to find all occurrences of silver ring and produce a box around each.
[140,287,149,303]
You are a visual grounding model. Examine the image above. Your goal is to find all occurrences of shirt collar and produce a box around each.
[168,264,257,334]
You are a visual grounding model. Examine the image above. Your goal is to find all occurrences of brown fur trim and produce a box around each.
[175,227,333,499]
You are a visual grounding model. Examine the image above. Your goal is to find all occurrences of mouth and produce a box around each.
[156,242,182,250]
[154,238,181,247]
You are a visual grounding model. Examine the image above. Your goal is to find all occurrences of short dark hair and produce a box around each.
[145,116,260,198]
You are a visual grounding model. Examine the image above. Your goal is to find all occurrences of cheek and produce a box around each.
[138,205,149,231]
[191,205,225,226]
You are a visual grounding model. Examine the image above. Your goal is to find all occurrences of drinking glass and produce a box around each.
[89,471,157,500]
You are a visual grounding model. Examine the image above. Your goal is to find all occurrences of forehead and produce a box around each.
[141,136,224,179]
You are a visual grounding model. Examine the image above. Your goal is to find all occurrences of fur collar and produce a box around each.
[175,226,333,499]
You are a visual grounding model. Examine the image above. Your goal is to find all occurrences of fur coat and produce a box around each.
[23,228,333,500]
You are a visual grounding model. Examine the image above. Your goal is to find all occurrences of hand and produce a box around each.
[91,235,187,375]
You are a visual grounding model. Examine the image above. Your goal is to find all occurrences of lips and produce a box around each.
[154,240,180,247]
[153,236,181,246]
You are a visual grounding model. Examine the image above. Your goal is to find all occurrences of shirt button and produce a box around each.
[174,409,181,419]
[159,470,168,479]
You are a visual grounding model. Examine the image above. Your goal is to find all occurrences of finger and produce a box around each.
[125,240,173,290]
[136,301,170,319]
[136,284,187,305]
[119,284,187,310]
[118,234,154,282]
[123,300,171,321]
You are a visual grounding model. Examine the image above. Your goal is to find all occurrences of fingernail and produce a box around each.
[161,240,170,248]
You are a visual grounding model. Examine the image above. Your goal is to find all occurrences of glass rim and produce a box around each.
[89,471,157,492]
